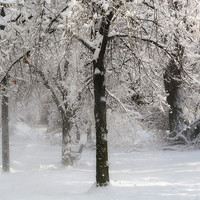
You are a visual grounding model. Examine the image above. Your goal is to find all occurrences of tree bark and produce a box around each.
[93,11,114,187]
[87,122,92,142]
[2,77,10,172]
[61,112,72,166]
[164,59,185,133]
[75,124,80,143]
[94,66,109,187]
[164,41,186,133]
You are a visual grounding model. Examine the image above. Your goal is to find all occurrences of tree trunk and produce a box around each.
[94,66,109,187]
[87,122,92,142]
[62,113,72,166]
[164,41,186,133]
[2,77,10,172]
[164,59,185,133]
[75,124,80,143]
[93,11,114,187]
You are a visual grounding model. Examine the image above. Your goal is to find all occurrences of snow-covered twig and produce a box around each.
[106,88,127,113]
[73,35,95,53]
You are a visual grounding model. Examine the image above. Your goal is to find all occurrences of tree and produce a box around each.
[0,0,76,167]
[92,10,114,187]
[22,0,84,165]
[1,76,9,172]
[63,0,121,186]
[114,0,199,136]
[0,1,15,173]
[0,0,37,171]
[71,0,200,143]
[163,2,187,133]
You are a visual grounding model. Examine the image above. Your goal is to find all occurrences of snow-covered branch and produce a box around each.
[73,35,95,53]
[0,50,31,84]
[108,34,173,60]
[106,88,127,113]
[46,5,69,34]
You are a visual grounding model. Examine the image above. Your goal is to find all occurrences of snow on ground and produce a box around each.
[1,123,200,200]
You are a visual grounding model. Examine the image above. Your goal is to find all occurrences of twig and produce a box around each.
[0,50,31,84]
[46,5,69,33]
[143,1,155,10]
[106,88,127,112]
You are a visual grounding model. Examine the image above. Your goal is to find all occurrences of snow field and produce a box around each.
[1,124,200,199]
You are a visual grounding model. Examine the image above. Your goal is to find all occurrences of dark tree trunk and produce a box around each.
[94,66,109,187]
[76,3,121,186]
[62,112,72,166]
[164,42,186,133]
[2,77,10,172]
[164,58,187,133]
[93,11,114,187]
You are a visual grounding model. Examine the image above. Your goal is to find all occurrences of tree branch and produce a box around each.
[142,1,155,9]
[0,50,31,84]
[106,88,127,113]
[73,35,95,53]
[32,66,64,115]
[46,5,69,34]
[108,34,173,59]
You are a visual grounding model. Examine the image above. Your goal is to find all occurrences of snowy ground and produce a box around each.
[1,123,200,200]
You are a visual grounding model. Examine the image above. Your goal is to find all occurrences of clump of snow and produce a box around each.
[0,0,16,4]
[101,97,106,102]
[94,67,101,75]
[38,164,57,170]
